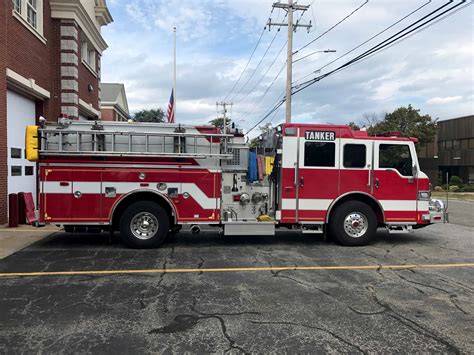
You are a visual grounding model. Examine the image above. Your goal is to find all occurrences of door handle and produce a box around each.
[374,178,379,189]
[367,164,371,187]
[294,162,298,186]
[300,176,304,188]
[60,182,69,186]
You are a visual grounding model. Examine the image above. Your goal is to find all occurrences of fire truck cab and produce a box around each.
[27,120,446,248]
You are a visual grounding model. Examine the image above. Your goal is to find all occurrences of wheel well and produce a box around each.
[111,191,176,230]
[327,193,385,226]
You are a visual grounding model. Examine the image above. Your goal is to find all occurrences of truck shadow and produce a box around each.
[37,227,434,250]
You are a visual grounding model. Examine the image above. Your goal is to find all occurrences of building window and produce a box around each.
[11,166,22,176]
[13,0,21,14]
[445,140,453,149]
[453,139,460,149]
[81,38,97,72]
[10,148,22,159]
[304,142,336,167]
[469,138,474,149]
[379,144,413,177]
[25,166,34,176]
[461,139,468,150]
[26,0,37,28]
[343,144,366,168]
[12,0,44,38]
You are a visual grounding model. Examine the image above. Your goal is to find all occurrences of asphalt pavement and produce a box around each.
[0,202,473,353]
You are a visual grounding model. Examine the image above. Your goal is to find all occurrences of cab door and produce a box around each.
[339,140,373,196]
[297,128,340,222]
[372,142,418,223]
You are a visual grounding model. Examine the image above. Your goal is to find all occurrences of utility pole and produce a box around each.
[216,102,233,134]
[267,0,312,123]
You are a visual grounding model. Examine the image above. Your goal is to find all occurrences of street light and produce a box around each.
[293,49,336,64]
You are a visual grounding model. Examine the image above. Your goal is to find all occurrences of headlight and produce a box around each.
[418,190,431,201]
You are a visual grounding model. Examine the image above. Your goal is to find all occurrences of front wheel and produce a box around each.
[119,201,170,249]
[329,201,377,246]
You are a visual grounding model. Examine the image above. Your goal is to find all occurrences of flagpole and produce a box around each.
[173,26,177,123]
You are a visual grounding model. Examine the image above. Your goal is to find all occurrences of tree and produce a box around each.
[134,108,165,123]
[368,105,437,144]
[208,117,231,129]
[348,121,360,130]
[249,123,273,149]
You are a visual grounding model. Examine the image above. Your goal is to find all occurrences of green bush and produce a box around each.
[434,186,443,192]
[449,185,460,192]
[449,176,463,187]
[460,184,474,192]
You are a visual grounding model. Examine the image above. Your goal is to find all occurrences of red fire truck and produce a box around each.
[26,120,446,248]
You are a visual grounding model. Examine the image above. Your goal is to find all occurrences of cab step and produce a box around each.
[387,224,413,234]
[301,223,324,234]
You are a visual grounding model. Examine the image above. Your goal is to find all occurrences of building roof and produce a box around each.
[101,83,130,116]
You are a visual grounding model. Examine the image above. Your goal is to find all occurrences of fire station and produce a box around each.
[0,0,113,224]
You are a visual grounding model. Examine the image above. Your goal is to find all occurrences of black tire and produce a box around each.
[329,201,377,246]
[119,201,170,249]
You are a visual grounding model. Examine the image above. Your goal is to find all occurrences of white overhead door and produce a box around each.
[7,90,37,206]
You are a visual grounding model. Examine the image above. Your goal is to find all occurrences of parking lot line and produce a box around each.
[0,262,473,278]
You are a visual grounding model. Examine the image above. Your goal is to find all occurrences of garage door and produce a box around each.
[7,90,37,206]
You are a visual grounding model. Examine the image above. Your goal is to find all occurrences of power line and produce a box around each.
[293,1,468,95]
[222,7,279,102]
[246,0,470,132]
[234,5,310,106]
[230,11,289,103]
[293,0,369,56]
[234,40,287,106]
[293,0,433,85]
[246,94,286,134]
[234,60,287,122]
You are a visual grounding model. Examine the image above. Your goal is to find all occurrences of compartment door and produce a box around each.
[279,135,299,223]
[41,168,72,222]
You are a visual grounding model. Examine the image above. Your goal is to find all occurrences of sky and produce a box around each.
[101,0,474,134]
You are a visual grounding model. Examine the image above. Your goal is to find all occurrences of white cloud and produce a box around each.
[426,96,463,105]
[102,0,474,130]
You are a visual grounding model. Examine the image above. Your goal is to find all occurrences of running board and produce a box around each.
[387,225,413,234]
[223,222,275,236]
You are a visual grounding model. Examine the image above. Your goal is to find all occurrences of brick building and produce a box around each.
[0,0,113,224]
[100,83,130,122]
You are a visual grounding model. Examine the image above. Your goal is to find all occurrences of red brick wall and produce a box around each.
[0,1,8,224]
[7,1,53,96]
[101,107,114,121]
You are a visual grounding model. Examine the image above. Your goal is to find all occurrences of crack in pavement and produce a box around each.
[264,258,333,296]
[249,320,366,354]
[153,298,262,354]
[366,285,461,354]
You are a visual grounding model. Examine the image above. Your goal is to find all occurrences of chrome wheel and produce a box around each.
[130,212,159,240]
[343,212,368,238]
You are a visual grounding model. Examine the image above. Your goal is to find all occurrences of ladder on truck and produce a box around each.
[38,121,234,159]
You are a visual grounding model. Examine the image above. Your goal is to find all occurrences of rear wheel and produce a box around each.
[119,201,169,248]
[329,201,377,246]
